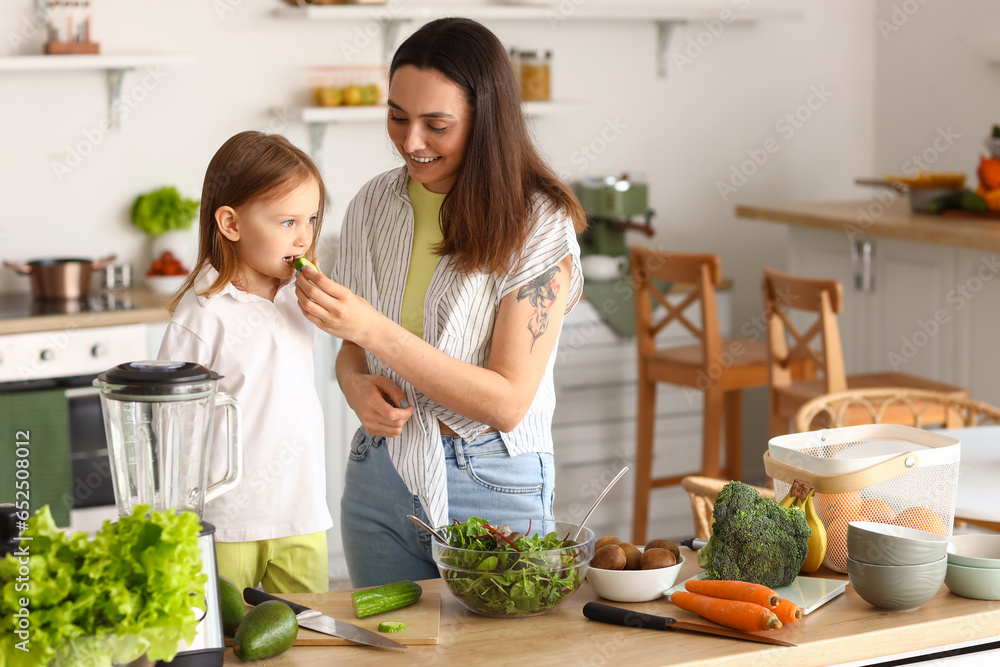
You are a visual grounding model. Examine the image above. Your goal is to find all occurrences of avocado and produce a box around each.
[961,190,989,213]
[218,576,246,637]
[232,600,298,661]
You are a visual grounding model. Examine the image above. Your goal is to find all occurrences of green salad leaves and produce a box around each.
[438,517,588,617]
[0,505,205,667]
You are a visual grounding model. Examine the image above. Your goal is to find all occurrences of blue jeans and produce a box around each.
[340,427,555,588]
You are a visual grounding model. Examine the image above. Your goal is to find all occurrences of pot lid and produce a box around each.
[96,360,220,386]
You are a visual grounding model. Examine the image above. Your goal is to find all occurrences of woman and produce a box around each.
[296,17,587,586]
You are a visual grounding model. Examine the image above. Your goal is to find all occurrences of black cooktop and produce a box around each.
[0,292,141,320]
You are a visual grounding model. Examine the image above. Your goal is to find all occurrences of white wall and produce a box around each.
[1,0,878,551]
[874,0,1000,177]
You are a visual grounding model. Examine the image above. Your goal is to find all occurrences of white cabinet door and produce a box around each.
[867,238,958,382]
[788,228,959,380]
[952,248,1000,406]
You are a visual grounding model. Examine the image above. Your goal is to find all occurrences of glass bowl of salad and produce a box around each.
[432,517,595,618]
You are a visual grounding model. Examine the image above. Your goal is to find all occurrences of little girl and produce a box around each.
[158,130,332,594]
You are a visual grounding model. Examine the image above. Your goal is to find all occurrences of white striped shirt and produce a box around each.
[332,167,582,529]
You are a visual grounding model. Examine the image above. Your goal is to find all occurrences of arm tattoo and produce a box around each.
[516,266,561,352]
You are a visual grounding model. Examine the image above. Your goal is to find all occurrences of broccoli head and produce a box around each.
[696,480,811,588]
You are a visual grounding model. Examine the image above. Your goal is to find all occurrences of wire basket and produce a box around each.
[764,424,960,573]
[306,65,388,107]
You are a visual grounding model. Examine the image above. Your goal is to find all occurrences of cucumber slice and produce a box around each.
[292,257,318,273]
[378,620,406,633]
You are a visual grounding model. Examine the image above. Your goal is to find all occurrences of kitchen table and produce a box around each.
[937,425,1000,532]
[221,550,1000,666]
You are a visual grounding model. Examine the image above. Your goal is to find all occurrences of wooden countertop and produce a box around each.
[0,288,171,335]
[221,552,1000,667]
[737,199,1000,252]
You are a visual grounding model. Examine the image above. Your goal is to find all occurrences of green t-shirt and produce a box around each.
[401,178,445,337]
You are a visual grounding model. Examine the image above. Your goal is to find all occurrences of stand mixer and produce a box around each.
[94,361,243,667]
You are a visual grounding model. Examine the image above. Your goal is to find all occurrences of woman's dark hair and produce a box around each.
[169,131,326,312]
[390,17,586,277]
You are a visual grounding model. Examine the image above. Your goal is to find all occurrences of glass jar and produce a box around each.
[519,50,551,102]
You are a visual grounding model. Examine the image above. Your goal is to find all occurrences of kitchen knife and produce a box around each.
[582,602,796,647]
[243,588,407,650]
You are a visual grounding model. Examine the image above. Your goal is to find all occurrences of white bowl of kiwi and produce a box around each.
[586,537,685,603]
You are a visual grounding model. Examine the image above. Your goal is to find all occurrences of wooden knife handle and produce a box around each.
[583,602,675,631]
[244,587,313,616]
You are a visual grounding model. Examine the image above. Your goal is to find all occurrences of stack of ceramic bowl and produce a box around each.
[944,534,1000,600]
[846,521,949,610]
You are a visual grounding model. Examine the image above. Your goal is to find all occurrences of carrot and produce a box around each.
[669,591,782,632]
[773,598,802,624]
[684,579,780,609]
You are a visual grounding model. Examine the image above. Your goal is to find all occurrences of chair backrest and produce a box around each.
[762,267,846,393]
[630,247,721,364]
[681,476,775,540]
[794,387,1000,432]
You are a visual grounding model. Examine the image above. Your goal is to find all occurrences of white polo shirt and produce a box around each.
[157,267,333,542]
[332,167,583,529]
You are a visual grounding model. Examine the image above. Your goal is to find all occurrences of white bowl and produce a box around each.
[145,275,188,297]
[587,553,685,602]
[947,534,1000,570]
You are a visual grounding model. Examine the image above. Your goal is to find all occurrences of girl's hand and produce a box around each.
[343,372,415,437]
[294,262,381,345]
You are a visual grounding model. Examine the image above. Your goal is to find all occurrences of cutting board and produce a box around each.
[225,591,441,646]
[664,574,848,615]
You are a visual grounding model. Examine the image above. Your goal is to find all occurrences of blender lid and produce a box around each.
[97,360,221,385]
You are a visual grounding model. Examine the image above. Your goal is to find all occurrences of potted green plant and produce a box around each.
[131,186,200,295]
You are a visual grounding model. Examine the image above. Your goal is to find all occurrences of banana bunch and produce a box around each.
[779,479,828,574]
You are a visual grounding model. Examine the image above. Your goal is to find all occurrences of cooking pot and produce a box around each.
[3,255,116,299]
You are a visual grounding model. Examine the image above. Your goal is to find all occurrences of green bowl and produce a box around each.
[945,561,1000,600]
[848,554,947,610]
[947,534,1000,570]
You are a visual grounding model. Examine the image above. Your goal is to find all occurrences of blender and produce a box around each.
[94,360,243,667]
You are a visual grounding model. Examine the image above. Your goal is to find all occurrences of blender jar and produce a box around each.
[93,360,242,518]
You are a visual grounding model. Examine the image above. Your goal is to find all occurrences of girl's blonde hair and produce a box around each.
[169,131,326,312]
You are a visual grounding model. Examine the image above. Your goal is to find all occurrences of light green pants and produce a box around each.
[215,531,329,594]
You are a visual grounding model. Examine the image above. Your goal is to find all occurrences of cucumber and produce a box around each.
[292,257,318,273]
[351,580,422,618]
[378,620,406,633]
[233,600,298,661]
[218,576,246,637]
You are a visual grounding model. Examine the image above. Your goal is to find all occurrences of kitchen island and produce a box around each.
[737,198,1000,408]
[222,551,1000,666]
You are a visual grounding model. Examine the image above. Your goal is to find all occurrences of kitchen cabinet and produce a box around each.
[552,287,733,541]
[741,200,1000,411]
[788,226,959,383]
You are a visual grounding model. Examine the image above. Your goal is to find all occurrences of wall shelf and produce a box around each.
[274,3,802,78]
[285,100,579,172]
[0,53,194,128]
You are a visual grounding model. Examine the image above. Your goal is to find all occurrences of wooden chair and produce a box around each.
[630,248,770,545]
[681,476,775,541]
[795,387,1000,433]
[762,267,968,439]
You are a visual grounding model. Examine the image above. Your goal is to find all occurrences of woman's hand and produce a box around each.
[337,339,415,437]
[294,262,381,346]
